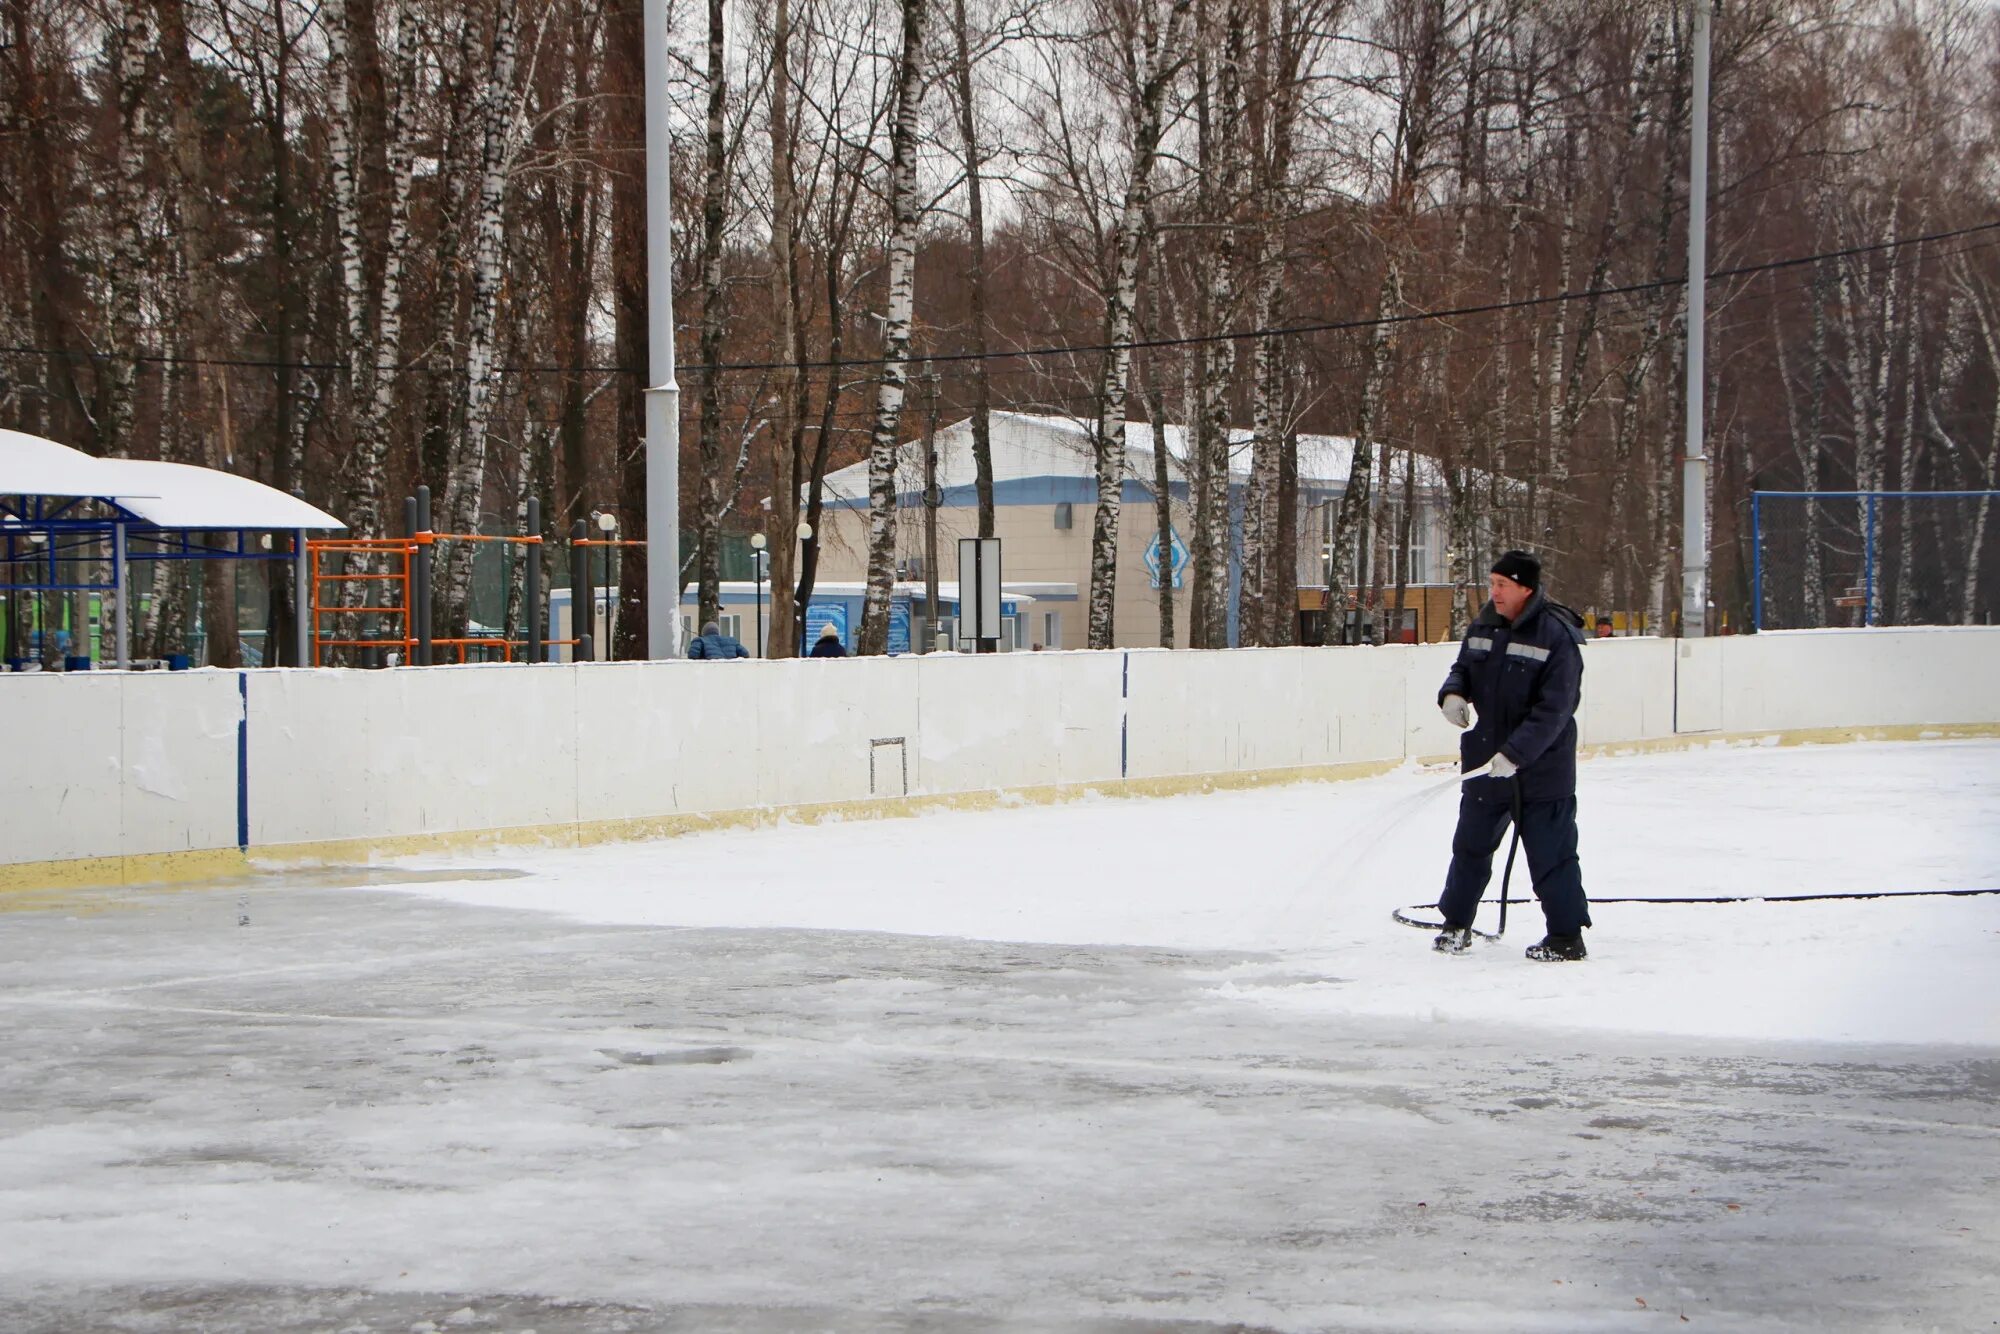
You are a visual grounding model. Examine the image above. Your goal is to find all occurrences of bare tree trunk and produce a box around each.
[328,0,368,412]
[150,0,214,660]
[858,0,930,655]
[440,0,521,635]
[9,0,97,448]
[1188,0,1243,649]
[1326,260,1399,632]
[695,0,731,629]
[100,0,152,464]
[1838,255,1883,623]
[1143,221,1177,648]
[357,3,417,540]
[607,0,649,658]
[1085,0,1194,650]
[1892,259,1922,623]
[765,0,805,657]
[1599,38,1684,620]
[1803,258,1829,624]
[1234,0,1299,648]
[1547,19,1659,574]
[332,0,416,652]
[1942,264,2000,623]
[417,9,483,499]
[265,0,301,665]
[1241,249,1281,647]
[797,145,873,624]
[951,0,995,539]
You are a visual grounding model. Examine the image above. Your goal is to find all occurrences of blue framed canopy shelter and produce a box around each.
[1,429,346,669]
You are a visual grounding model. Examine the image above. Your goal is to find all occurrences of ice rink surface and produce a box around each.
[3,739,1997,1332]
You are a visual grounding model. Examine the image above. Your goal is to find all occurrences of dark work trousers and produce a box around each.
[1437,790,1592,936]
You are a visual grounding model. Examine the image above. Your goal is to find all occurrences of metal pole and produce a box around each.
[415,485,434,665]
[293,529,309,667]
[526,496,542,663]
[113,523,129,669]
[402,495,419,667]
[643,0,682,659]
[755,553,764,657]
[1864,492,1877,627]
[1751,492,1762,632]
[1680,0,1712,639]
[571,520,592,661]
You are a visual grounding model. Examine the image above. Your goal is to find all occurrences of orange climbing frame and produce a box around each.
[307,532,578,666]
[307,537,416,666]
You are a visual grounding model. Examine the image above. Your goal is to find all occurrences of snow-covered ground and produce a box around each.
[393,737,2000,1047]
[2,739,1997,1332]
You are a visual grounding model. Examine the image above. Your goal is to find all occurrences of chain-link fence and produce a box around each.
[1752,490,2000,630]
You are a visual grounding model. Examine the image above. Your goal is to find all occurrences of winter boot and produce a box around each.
[1433,925,1474,954]
[1524,933,1587,962]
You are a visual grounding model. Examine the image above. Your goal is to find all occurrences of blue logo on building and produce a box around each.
[1145,529,1190,590]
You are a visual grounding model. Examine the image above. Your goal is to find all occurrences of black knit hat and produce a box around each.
[1490,550,1541,591]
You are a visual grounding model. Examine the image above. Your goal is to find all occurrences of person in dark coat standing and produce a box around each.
[808,622,848,658]
[687,621,750,659]
[1433,550,1592,961]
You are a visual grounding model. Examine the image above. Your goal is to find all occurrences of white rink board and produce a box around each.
[1,675,128,863]
[1575,638,1675,745]
[3,626,1997,871]
[119,671,241,857]
[248,667,581,845]
[573,660,764,821]
[1713,628,1992,734]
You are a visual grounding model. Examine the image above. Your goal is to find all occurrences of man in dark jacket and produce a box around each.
[1433,550,1592,961]
[687,621,750,659]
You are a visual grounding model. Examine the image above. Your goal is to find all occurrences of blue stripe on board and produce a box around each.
[1119,652,1129,779]
[236,672,249,849]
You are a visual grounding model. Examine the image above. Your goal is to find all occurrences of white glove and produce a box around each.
[1440,694,1470,729]
[1489,751,1518,779]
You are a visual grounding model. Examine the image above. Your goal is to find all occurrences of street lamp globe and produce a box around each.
[749,532,767,550]
[797,520,813,541]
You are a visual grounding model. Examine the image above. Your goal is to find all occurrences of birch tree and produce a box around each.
[858,0,931,655]
[1075,0,1195,650]
[440,0,522,635]
[1236,0,1338,646]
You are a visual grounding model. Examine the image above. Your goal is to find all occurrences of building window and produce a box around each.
[1382,501,1432,586]
[1042,610,1060,650]
[688,614,743,641]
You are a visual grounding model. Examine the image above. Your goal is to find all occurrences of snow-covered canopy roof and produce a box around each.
[0,429,345,531]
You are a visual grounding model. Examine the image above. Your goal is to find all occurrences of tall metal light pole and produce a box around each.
[643,0,682,658]
[1681,0,1713,637]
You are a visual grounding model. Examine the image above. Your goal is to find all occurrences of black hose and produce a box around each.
[1496,775,1524,937]
[1394,884,2000,933]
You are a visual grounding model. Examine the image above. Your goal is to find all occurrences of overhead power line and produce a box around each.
[1,218,1995,379]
